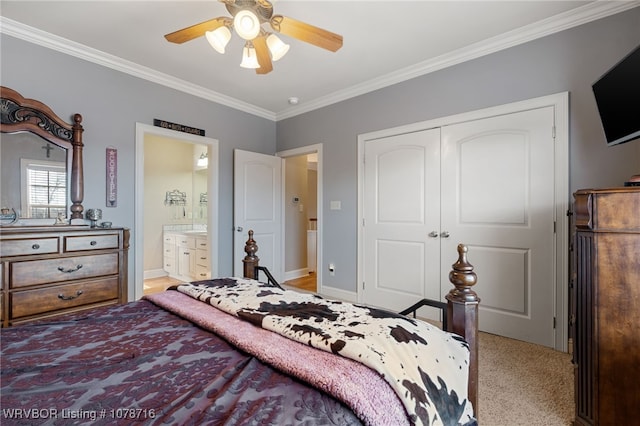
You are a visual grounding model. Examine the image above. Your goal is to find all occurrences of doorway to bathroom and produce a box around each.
[134,123,219,300]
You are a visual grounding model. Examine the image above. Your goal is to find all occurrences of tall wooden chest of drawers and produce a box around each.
[0,226,129,327]
[573,187,640,425]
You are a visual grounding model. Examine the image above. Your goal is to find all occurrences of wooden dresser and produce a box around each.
[0,226,129,327]
[573,187,640,425]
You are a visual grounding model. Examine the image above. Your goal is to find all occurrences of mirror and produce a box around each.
[0,86,84,225]
[1,133,67,219]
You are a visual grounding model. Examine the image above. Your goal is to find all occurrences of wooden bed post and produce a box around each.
[445,244,480,416]
[243,230,259,279]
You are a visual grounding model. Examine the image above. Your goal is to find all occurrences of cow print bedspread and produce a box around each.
[177,278,475,426]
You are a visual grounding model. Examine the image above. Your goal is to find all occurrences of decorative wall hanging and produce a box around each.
[165,189,188,220]
[153,119,205,136]
[165,189,187,206]
[106,147,117,207]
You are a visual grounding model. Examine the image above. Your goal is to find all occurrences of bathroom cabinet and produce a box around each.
[163,231,209,282]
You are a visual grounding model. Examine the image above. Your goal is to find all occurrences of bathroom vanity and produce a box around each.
[163,230,209,282]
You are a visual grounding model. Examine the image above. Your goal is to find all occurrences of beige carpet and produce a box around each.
[478,332,574,425]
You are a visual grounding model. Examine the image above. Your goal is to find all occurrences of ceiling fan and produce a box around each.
[164,0,343,75]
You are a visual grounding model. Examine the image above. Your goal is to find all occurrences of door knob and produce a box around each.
[440,231,450,238]
[428,231,439,238]
[236,226,243,232]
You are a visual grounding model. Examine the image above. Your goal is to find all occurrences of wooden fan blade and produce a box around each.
[165,17,229,44]
[270,15,343,52]
[253,36,273,75]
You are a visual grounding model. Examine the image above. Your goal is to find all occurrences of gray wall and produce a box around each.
[276,8,640,292]
[1,34,277,291]
[2,9,639,295]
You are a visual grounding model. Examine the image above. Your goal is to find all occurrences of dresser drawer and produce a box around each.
[0,227,129,327]
[10,253,119,288]
[10,277,119,319]
[0,237,59,257]
[64,234,119,252]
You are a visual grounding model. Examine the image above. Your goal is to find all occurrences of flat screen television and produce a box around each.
[592,45,640,146]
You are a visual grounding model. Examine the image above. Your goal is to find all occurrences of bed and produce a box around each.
[1,232,479,426]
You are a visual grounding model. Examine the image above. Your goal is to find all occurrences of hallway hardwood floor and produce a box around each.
[283,273,316,292]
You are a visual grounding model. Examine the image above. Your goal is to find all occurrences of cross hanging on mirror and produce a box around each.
[42,143,54,158]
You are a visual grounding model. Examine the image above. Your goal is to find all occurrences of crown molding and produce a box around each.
[0,16,276,121]
[2,2,637,122]
[275,1,640,120]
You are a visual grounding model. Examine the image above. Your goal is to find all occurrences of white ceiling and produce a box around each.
[1,1,637,120]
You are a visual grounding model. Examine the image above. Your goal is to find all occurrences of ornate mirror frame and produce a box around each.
[0,86,84,221]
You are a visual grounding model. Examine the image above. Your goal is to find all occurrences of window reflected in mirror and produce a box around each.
[21,158,66,218]
[1,132,67,219]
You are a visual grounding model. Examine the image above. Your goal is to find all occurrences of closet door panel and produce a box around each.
[441,106,556,347]
[362,128,441,313]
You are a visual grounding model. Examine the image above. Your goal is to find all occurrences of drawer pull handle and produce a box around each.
[90,240,97,246]
[58,290,84,301]
[32,244,40,250]
[58,264,83,273]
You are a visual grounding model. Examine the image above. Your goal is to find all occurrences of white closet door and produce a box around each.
[362,128,441,312]
[441,106,556,347]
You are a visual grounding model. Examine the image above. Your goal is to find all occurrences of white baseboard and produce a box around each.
[319,286,357,303]
[284,268,309,282]
[144,269,167,280]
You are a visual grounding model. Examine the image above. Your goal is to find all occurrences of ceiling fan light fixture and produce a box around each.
[164,0,343,74]
[233,9,261,40]
[240,42,260,69]
[266,34,290,61]
[205,26,231,54]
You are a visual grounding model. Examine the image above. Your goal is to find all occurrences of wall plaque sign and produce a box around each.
[106,147,117,207]
[153,119,205,136]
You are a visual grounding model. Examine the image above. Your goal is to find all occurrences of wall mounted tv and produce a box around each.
[592,44,640,146]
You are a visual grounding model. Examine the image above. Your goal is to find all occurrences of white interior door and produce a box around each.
[441,107,556,347]
[233,149,282,281]
[361,128,441,312]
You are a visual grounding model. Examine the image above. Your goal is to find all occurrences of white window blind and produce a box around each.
[21,159,66,218]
